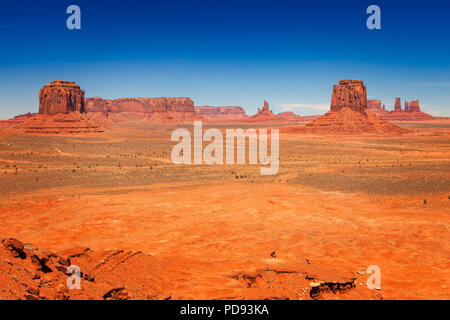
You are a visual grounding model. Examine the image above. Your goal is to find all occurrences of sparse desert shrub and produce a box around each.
[423,199,427,205]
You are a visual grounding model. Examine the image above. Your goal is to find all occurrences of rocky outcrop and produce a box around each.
[18,112,105,134]
[39,81,85,115]
[85,97,199,123]
[394,98,402,111]
[330,80,367,113]
[367,99,390,117]
[380,98,431,120]
[195,106,248,120]
[85,97,195,114]
[366,97,432,121]
[276,111,302,121]
[251,101,277,121]
[367,99,382,111]
[16,81,104,134]
[409,99,420,112]
[287,80,409,135]
[0,237,170,300]
[301,107,409,134]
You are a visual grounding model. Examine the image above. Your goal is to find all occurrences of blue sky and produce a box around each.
[0,0,449,119]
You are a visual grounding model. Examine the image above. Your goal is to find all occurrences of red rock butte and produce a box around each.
[289,79,410,135]
[195,106,248,120]
[18,80,103,134]
[39,80,85,115]
[330,79,367,113]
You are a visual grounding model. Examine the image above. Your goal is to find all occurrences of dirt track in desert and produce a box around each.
[0,122,449,300]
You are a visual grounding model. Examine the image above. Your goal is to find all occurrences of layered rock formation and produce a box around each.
[330,80,367,113]
[85,97,200,123]
[39,81,85,115]
[368,98,432,121]
[0,113,36,127]
[19,112,104,134]
[0,237,170,300]
[301,107,408,134]
[195,106,248,121]
[18,81,104,134]
[251,101,277,121]
[289,80,409,135]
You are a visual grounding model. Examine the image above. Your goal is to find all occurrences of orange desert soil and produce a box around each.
[0,123,449,300]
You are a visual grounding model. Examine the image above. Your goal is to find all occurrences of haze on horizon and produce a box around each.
[0,0,449,120]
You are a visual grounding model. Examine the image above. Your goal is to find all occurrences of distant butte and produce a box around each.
[286,79,410,135]
[195,106,248,121]
[367,97,432,121]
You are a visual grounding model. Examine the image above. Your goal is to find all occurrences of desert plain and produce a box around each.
[0,119,449,300]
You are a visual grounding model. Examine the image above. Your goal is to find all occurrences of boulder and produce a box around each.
[2,238,26,258]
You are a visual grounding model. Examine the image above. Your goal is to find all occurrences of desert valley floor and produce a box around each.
[0,121,449,300]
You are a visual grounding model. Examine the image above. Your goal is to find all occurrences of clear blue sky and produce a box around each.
[0,0,449,119]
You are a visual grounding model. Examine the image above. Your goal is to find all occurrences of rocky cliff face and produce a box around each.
[251,100,277,121]
[39,81,85,115]
[330,80,367,113]
[85,97,195,114]
[85,97,199,123]
[195,106,248,120]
